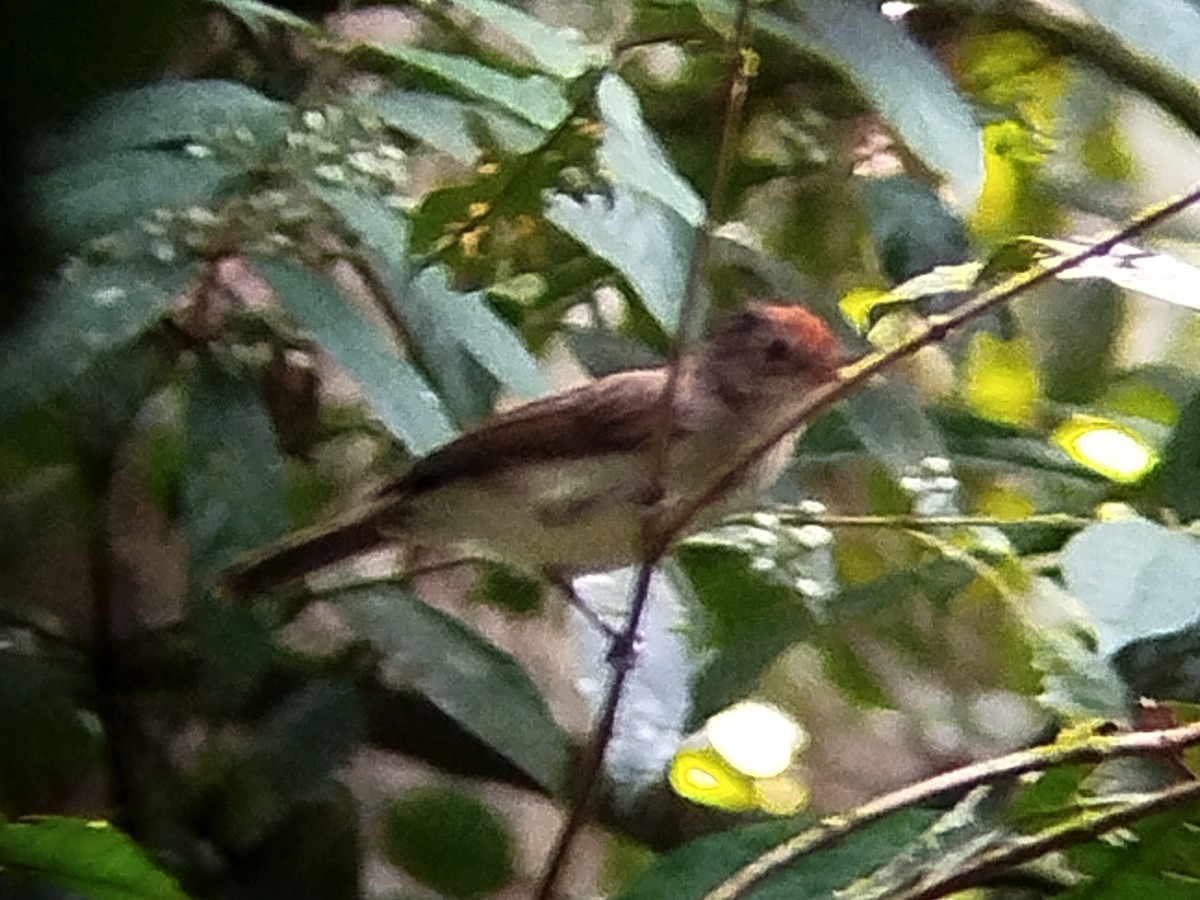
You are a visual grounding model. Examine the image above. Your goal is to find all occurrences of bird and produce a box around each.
[221,302,842,599]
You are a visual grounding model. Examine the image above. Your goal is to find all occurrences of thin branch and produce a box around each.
[658,180,1200,558]
[703,721,1200,900]
[534,3,757,897]
[897,779,1200,900]
[724,509,1095,530]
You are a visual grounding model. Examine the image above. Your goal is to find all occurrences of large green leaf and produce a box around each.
[0,655,102,811]
[777,0,982,208]
[597,73,705,227]
[216,679,366,848]
[206,0,319,36]
[31,79,289,167]
[182,355,289,591]
[30,151,231,250]
[840,381,950,479]
[450,0,604,79]
[361,89,547,163]
[1073,0,1200,84]
[0,261,192,427]
[359,90,484,164]
[408,267,546,400]
[614,808,939,899]
[315,185,411,288]
[1060,797,1200,899]
[689,0,982,208]
[1061,518,1200,657]
[0,816,189,900]
[337,584,571,794]
[254,259,455,453]
[546,188,694,330]
[370,45,570,131]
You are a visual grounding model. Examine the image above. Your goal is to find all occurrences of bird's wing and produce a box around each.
[380,368,682,496]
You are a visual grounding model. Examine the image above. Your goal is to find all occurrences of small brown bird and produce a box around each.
[222,303,842,598]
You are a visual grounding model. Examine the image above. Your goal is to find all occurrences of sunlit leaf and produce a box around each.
[337,584,571,793]
[0,816,189,900]
[669,746,760,812]
[1026,237,1200,311]
[546,187,694,330]
[962,333,1040,428]
[254,259,455,453]
[1052,415,1157,484]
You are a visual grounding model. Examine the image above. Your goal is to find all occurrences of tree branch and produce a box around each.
[535,2,757,896]
[703,721,1200,900]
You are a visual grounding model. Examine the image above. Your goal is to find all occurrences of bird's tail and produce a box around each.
[220,501,402,599]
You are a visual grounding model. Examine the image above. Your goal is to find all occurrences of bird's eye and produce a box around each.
[764,338,791,362]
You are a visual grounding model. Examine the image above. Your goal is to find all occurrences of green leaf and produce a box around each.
[840,381,950,479]
[1159,388,1200,524]
[1073,0,1200,85]
[0,262,192,428]
[753,0,984,208]
[409,267,546,399]
[0,816,189,900]
[360,90,483,164]
[450,0,604,79]
[215,679,366,848]
[858,176,971,283]
[315,185,411,287]
[614,809,939,899]
[397,274,500,426]
[676,540,819,726]
[596,73,705,227]
[337,584,571,794]
[205,0,319,36]
[30,150,231,250]
[1059,797,1200,899]
[182,356,289,590]
[31,79,289,167]
[254,259,455,453]
[0,655,102,810]
[361,89,547,162]
[372,45,571,131]
[546,188,694,331]
[1061,518,1200,657]
[385,787,515,899]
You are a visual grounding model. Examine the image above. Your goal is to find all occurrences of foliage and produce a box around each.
[4,0,1200,898]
